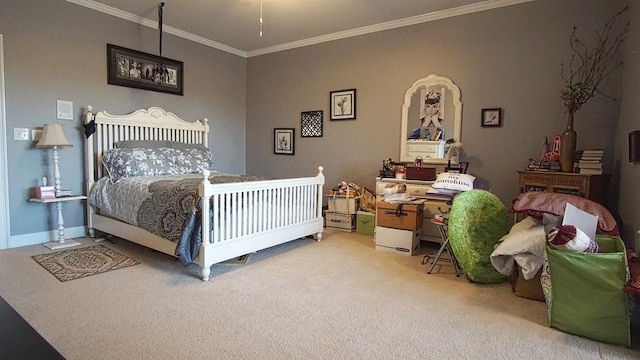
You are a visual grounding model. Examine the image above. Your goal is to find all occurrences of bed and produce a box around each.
[83,106,324,281]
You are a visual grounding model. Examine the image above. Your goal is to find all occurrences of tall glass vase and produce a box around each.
[559,113,577,172]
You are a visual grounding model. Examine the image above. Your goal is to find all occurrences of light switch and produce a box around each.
[14,128,29,141]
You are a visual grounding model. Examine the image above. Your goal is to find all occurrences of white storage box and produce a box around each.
[374,226,420,256]
[325,211,355,232]
[327,195,360,214]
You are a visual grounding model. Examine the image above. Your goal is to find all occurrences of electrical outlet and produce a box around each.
[13,128,29,141]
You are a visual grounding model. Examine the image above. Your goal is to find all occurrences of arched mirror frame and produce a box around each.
[399,74,462,164]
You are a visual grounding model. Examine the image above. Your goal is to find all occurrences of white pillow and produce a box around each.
[431,172,476,191]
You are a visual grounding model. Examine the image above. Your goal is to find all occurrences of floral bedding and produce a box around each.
[88,173,269,243]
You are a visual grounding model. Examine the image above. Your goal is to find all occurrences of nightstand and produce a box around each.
[29,195,87,250]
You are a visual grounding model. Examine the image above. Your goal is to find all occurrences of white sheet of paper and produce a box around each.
[562,203,598,240]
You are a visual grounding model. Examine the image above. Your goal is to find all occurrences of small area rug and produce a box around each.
[32,245,139,282]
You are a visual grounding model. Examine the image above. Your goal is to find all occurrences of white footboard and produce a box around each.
[196,167,324,280]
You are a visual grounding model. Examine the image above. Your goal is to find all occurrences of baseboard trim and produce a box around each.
[9,226,88,249]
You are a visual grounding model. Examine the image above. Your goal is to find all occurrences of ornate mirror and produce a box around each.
[399,74,462,164]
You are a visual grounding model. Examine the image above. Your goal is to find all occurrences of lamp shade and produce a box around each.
[36,124,72,148]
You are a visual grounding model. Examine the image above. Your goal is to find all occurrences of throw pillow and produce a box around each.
[431,172,476,192]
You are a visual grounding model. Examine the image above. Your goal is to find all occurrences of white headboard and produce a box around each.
[83,106,209,187]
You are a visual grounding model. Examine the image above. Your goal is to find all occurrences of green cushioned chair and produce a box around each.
[448,189,512,284]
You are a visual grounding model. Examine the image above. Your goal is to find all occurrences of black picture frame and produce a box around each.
[330,89,356,120]
[481,108,502,127]
[301,110,323,137]
[274,128,295,155]
[107,44,184,96]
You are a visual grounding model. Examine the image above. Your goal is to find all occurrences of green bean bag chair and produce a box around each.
[448,190,511,284]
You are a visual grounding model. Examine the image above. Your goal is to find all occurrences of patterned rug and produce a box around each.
[32,245,140,282]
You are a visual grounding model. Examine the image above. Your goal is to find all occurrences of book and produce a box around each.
[579,168,603,175]
[579,163,603,169]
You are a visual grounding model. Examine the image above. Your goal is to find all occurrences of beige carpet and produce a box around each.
[31,244,139,282]
[1,229,639,359]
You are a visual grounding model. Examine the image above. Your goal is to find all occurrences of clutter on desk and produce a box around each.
[525,135,561,171]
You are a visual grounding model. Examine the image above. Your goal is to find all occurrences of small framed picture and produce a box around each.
[301,110,323,137]
[481,108,502,127]
[330,89,356,120]
[274,128,295,155]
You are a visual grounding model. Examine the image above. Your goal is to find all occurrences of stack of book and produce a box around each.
[577,149,604,175]
[525,158,561,172]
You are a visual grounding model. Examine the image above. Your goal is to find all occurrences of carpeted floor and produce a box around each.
[31,244,139,282]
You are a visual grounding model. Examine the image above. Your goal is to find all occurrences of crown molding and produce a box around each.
[247,0,536,57]
[67,0,535,59]
[65,0,247,58]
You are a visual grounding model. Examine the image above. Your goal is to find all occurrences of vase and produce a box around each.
[559,113,577,172]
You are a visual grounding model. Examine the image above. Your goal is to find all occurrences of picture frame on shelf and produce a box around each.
[481,108,502,127]
[274,128,295,155]
[301,110,323,137]
[107,44,184,96]
[330,89,356,120]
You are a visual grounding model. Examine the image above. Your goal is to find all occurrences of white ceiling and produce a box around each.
[67,0,535,57]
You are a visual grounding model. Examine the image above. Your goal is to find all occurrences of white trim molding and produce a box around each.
[0,34,10,250]
[66,0,535,58]
[9,227,87,249]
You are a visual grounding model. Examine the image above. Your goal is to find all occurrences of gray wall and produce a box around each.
[246,0,628,232]
[0,0,247,241]
[2,0,638,249]
[616,2,640,247]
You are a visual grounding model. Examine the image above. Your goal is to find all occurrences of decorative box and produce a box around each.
[327,195,360,214]
[405,165,436,181]
[35,186,56,200]
[376,201,423,231]
[325,211,356,232]
[355,211,375,236]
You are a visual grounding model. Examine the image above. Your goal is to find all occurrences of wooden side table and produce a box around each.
[517,170,608,207]
[29,195,87,250]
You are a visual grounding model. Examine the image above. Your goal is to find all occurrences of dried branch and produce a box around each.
[559,6,629,114]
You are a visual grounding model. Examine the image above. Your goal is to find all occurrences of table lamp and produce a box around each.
[36,124,72,197]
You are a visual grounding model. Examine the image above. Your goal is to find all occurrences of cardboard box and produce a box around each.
[325,211,355,232]
[327,195,360,214]
[356,211,375,236]
[374,226,420,256]
[376,201,423,231]
[405,166,436,181]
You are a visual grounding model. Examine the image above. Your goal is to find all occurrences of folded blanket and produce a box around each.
[490,217,547,280]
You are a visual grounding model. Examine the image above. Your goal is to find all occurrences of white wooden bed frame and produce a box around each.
[83,106,324,281]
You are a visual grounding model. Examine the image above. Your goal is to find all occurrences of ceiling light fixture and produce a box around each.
[259,0,264,37]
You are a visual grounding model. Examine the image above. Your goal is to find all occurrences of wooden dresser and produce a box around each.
[517,170,608,206]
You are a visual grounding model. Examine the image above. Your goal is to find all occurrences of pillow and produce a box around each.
[547,225,601,253]
[114,140,170,149]
[431,172,476,191]
[510,192,618,235]
[102,147,215,184]
[114,140,208,152]
[169,141,209,152]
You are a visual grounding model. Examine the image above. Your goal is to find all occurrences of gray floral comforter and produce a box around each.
[88,173,269,244]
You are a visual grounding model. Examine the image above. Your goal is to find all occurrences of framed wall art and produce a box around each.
[330,89,356,120]
[274,128,295,155]
[107,44,184,96]
[301,110,323,137]
[481,108,502,127]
